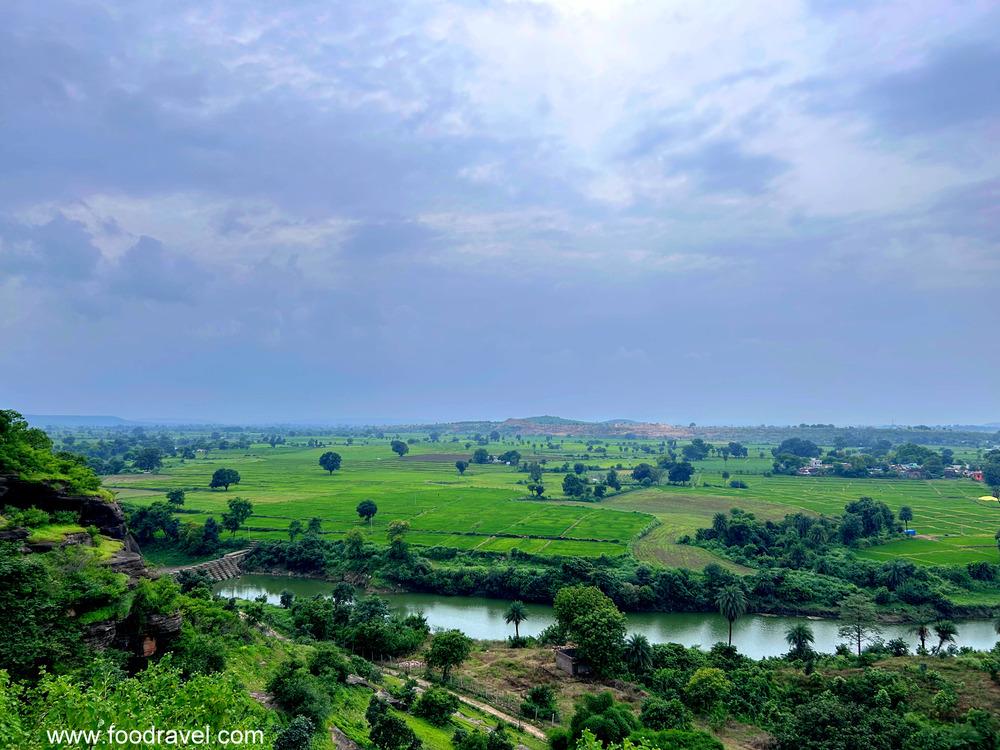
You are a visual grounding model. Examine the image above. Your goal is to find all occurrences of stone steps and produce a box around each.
[177,547,252,582]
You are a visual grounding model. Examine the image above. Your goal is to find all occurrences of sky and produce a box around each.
[1,0,998,426]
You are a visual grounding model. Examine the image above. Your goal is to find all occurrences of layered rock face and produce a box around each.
[1,474,181,658]
[0,474,130,539]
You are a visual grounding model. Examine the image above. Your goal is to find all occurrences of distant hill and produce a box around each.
[498,416,690,439]
[25,414,132,427]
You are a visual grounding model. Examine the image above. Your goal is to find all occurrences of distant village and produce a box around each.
[796,457,984,481]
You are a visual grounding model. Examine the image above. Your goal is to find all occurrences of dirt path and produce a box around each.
[382,667,548,740]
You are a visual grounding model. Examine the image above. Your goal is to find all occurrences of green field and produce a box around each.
[106,436,999,568]
[603,466,998,567]
[108,439,656,559]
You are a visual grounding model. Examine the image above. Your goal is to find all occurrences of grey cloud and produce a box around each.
[860,42,1000,134]
[0,215,101,281]
[669,140,787,194]
[106,236,200,303]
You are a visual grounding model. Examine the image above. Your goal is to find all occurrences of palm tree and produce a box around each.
[934,620,958,652]
[625,633,653,675]
[716,584,747,647]
[785,623,815,659]
[504,600,527,639]
[913,623,930,653]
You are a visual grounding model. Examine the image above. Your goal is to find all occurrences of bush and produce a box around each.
[684,668,730,715]
[274,716,314,750]
[308,644,350,683]
[521,684,559,720]
[413,687,459,726]
[640,697,691,731]
[268,659,331,727]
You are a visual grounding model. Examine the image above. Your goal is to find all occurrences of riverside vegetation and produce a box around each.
[3,409,1000,749]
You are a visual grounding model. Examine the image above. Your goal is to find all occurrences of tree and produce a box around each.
[575,608,627,679]
[427,629,472,681]
[221,496,253,536]
[913,623,931,652]
[785,623,814,659]
[390,440,409,458]
[210,468,241,490]
[288,520,303,541]
[504,601,527,639]
[773,438,821,458]
[527,482,545,497]
[668,462,695,485]
[319,451,342,474]
[307,517,322,535]
[554,586,627,679]
[134,446,163,472]
[933,620,958,652]
[387,520,410,559]
[166,489,186,506]
[606,470,621,491]
[456,460,468,475]
[357,499,378,528]
[562,473,588,497]
[472,448,490,464]
[837,593,881,657]
[984,461,1000,495]
[899,505,913,532]
[625,633,653,675]
[716,585,746,646]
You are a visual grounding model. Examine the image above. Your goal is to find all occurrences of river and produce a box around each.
[215,573,999,659]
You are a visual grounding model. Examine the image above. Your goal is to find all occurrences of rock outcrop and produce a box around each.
[0,474,130,539]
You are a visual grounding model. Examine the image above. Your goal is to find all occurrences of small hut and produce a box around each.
[554,647,591,677]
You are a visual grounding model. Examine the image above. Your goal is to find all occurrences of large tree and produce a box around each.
[426,629,472,681]
[221,496,253,536]
[319,451,342,474]
[390,440,409,457]
[209,467,241,490]
[455,460,468,475]
[357,499,378,528]
[785,623,815,659]
[553,585,626,678]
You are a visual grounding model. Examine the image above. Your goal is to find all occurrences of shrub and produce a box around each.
[640,697,691,731]
[413,687,459,726]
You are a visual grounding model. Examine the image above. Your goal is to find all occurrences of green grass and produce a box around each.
[616,470,999,567]
[106,436,999,568]
[26,523,88,543]
[109,440,654,561]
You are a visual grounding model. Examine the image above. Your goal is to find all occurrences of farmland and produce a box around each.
[102,432,1000,569]
[106,438,657,561]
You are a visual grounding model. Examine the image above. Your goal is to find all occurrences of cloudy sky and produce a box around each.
[1,0,998,425]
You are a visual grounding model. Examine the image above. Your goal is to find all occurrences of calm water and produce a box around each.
[215,574,1000,659]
